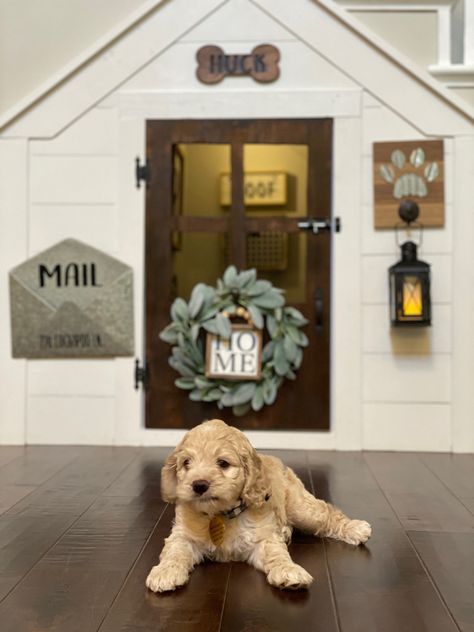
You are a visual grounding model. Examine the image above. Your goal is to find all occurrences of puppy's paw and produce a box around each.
[267,563,313,590]
[146,564,189,593]
[341,519,372,546]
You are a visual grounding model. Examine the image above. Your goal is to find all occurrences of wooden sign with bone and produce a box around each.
[196,44,280,84]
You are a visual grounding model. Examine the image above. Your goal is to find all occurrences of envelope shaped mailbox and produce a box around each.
[9,239,134,358]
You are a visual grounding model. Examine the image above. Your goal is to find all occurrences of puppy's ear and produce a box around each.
[240,442,271,509]
[161,447,180,503]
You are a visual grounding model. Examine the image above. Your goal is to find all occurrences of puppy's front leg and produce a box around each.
[249,537,313,590]
[146,530,200,593]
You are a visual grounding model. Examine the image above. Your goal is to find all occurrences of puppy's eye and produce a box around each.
[217,459,230,469]
[183,458,190,469]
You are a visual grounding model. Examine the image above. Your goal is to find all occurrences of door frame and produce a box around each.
[112,112,363,449]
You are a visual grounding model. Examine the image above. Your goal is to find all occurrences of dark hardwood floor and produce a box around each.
[0,446,472,632]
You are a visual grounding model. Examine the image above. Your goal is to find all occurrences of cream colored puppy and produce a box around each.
[146,419,371,592]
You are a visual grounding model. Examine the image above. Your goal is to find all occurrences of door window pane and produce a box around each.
[173,143,230,218]
[173,233,227,300]
[243,144,308,304]
[172,144,230,299]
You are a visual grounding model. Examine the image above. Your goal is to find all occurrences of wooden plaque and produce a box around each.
[196,44,280,85]
[373,140,444,228]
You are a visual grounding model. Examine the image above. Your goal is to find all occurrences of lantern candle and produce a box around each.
[402,276,423,316]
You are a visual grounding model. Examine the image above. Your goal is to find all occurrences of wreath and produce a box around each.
[159,266,308,416]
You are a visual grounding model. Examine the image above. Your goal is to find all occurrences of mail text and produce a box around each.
[38,263,102,288]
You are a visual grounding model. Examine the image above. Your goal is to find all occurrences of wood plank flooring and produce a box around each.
[0,447,472,632]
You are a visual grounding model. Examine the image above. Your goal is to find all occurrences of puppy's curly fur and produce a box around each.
[146,419,371,592]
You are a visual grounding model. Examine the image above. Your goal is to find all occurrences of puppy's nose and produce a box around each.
[192,479,210,495]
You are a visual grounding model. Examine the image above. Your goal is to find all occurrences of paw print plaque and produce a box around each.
[373,140,444,228]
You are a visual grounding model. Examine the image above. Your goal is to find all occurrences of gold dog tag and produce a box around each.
[209,515,225,546]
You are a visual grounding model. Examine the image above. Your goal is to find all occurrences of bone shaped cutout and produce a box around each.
[196,44,280,84]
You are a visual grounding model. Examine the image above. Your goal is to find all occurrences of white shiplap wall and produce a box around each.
[25,107,120,444]
[360,94,454,451]
[0,140,28,444]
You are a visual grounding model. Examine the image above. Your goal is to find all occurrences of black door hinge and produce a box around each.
[134,359,149,390]
[135,157,150,189]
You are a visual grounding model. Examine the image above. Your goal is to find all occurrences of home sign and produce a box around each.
[196,44,280,84]
[9,238,134,358]
[205,325,262,380]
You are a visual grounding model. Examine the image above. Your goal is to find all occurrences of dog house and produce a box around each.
[0,0,473,451]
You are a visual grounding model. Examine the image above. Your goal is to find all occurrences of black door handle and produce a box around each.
[298,217,341,234]
[315,288,323,334]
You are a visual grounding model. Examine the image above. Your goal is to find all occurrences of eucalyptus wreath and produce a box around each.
[159,266,309,416]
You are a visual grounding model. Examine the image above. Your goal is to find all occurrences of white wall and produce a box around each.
[21,107,120,445]
[0,0,472,451]
[337,0,474,108]
[0,140,28,443]
[360,94,455,451]
[0,0,155,117]
[351,10,438,69]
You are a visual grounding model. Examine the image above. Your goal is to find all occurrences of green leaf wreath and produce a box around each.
[159,266,309,416]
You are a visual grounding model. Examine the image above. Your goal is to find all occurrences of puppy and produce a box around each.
[146,419,371,592]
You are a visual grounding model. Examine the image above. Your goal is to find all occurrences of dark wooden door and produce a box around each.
[145,119,332,430]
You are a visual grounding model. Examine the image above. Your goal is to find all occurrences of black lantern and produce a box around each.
[389,241,431,326]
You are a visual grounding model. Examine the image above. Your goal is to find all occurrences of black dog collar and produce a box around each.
[221,499,247,520]
[221,493,271,520]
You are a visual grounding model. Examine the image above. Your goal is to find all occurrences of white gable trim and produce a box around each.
[1,0,472,139]
[115,89,362,119]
